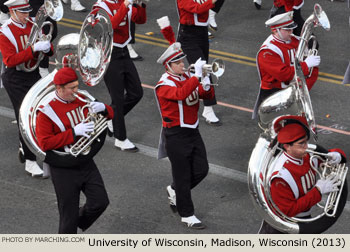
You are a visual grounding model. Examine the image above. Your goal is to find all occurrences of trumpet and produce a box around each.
[69,99,108,157]
[185,58,225,85]
[306,149,348,217]
[18,0,63,72]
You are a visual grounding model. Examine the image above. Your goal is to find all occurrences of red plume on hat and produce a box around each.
[156,16,186,65]
[157,16,176,45]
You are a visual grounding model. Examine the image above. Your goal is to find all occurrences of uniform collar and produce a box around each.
[55,91,71,104]
[283,152,303,165]
[10,17,26,29]
[166,71,182,80]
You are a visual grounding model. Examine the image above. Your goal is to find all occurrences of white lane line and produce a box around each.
[1,105,350,212]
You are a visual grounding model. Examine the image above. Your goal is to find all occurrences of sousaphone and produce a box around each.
[19,9,113,167]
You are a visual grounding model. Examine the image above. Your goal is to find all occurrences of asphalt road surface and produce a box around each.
[0,0,350,234]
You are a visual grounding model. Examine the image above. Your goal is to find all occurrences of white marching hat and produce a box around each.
[156,16,186,65]
[4,0,32,12]
[265,11,297,30]
[157,42,186,65]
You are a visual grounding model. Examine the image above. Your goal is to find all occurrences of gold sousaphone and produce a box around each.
[19,8,113,167]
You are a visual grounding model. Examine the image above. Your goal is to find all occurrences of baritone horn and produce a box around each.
[69,95,108,157]
[18,0,63,72]
[306,149,348,218]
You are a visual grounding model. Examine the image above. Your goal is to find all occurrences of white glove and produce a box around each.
[304,55,321,68]
[194,57,206,78]
[90,102,106,113]
[327,152,342,165]
[74,121,94,138]
[33,41,51,53]
[201,75,211,91]
[315,175,341,195]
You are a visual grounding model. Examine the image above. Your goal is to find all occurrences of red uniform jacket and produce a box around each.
[0,18,53,69]
[270,152,321,217]
[36,92,114,152]
[273,0,304,11]
[92,0,146,47]
[257,34,318,90]
[176,0,214,26]
[155,71,214,128]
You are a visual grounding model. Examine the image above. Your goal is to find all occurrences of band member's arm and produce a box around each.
[92,2,129,30]
[258,49,296,83]
[328,148,347,163]
[178,0,215,14]
[0,34,35,67]
[314,145,347,163]
[44,43,54,57]
[305,67,318,90]
[198,83,215,100]
[131,2,146,24]
[100,104,114,119]
[156,78,200,101]
[110,1,129,29]
[270,177,322,217]
[36,112,75,152]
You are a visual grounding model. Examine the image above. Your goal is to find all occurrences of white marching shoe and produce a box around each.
[167,185,177,213]
[39,67,49,78]
[71,0,86,12]
[253,0,262,9]
[208,9,217,31]
[114,138,139,152]
[202,106,221,125]
[181,215,206,229]
[25,160,44,177]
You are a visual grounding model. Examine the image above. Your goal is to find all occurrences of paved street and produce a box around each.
[0,0,350,234]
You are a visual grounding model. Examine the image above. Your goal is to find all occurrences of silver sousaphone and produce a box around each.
[19,9,113,167]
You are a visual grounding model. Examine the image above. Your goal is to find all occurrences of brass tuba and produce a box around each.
[18,8,113,167]
[248,4,348,233]
[17,0,63,72]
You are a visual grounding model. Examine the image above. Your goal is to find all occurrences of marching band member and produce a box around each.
[259,115,346,233]
[35,67,113,234]
[155,16,214,229]
[0,0,53,177]
[252,11,319,119]
[176,0,221,125]
[92,0,146,152]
